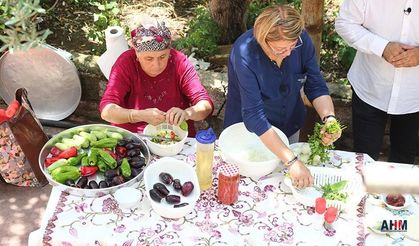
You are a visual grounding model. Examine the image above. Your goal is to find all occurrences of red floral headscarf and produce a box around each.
[131,21,171,52]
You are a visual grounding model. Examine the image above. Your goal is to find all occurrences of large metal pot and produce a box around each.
[39,124,150,197]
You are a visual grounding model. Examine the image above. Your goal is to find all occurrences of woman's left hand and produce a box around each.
[320,118,342,146]
[165,107,188,125]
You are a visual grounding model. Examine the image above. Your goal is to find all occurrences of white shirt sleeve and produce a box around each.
[335,0,389,57]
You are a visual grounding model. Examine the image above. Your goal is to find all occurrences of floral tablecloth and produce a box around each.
[31,138,419,246]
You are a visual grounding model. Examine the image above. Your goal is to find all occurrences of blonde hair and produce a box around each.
[254,5,304,46]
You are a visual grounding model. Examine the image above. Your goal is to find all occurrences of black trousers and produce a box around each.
[352,90,419,164]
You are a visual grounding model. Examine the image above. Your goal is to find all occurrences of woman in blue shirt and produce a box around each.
[224,5,341,189]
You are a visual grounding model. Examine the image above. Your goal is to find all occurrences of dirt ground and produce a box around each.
[39,0,200,55]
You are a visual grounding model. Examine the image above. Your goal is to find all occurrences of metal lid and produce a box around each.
[219,163,239,177]
[196,128,216,144]
[0,45,81,120]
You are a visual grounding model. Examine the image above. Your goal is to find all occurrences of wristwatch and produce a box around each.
[322,114,336,123]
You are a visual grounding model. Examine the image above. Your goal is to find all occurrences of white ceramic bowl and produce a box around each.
[381,194,412,210]
[113,187,142,209]
[144,157,200,219]
[219,122,289,179]
[143,123,188,157]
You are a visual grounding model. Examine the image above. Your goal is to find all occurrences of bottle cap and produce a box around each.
[196,128,216,144]
[219,163,239,178]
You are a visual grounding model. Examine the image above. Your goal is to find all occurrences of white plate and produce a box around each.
[144,157,200,219]
[283,178,322,206]
[283,166,365,211]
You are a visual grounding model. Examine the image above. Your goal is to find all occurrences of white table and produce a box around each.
[29,139,419,245]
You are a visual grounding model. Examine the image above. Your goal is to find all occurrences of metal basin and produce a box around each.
[0,45,81,120]
[38,124,150,197]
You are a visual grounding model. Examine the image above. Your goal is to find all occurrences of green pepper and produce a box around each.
[47,159,69,173]
[67,153,87,166]
[97,158,108,173]
[89,148,99,166]
[120,158,131,178]
[81,156,89,166]
[51,165,80,184]
[90,138,118,148]
[97,149,117,169]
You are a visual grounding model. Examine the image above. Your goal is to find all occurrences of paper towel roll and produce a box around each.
[362,166,419,194]
[105,26,128,50]
[97,26,129,79]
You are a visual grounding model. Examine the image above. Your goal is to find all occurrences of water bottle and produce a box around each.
[195,128,216,191]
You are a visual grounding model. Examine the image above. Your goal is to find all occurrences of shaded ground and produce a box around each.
[0,177,52,246]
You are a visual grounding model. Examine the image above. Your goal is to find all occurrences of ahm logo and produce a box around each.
[381,220,408,232]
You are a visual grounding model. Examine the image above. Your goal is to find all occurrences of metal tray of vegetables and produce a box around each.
[39,124,150,197]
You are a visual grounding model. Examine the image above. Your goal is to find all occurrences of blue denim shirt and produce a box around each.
[224,29,329,137]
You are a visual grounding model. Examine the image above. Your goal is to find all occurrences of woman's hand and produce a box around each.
[288,160,314,189]
[142,108,166,125]
[165,107,188,125]
[320,118,342,146]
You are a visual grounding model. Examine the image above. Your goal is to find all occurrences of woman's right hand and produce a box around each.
[288,160,314,189]
[142,108,166,125]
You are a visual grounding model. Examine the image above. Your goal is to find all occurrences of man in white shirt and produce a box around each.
[335,0,419,164]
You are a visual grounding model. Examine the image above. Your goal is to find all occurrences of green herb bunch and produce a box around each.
[307,119,343,165]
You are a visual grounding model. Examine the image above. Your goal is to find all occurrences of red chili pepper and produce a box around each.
[44,156,60,167]
[57,147,78,159]
[103,148,117,160]
[115,146,127,158]
[5,100,20,118]
[0,109,8,124]
[50,147,62,157]
[80,166,98,177]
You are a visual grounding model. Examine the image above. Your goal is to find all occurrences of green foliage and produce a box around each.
[246,0,300,28]
[173,6,220,60]
[0,0,52,53]
[86,0,122,55]
[320,0,355,85]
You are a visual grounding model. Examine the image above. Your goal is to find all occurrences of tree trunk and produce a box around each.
[299,0,325,142]
[301,0,324,62]
[209,0,251,45]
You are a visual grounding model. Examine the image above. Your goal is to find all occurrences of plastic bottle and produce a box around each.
[195,128,216,191]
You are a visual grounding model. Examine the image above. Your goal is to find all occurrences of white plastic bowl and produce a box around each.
[144,157,200,219]
[219,122,289,179]
[143,123,188,157]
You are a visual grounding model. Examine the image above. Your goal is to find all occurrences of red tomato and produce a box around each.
[324,207,338,224]
[315,197,326,214]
